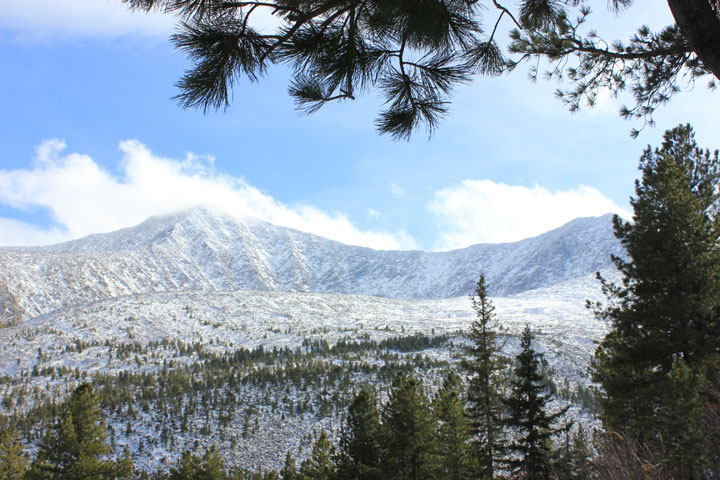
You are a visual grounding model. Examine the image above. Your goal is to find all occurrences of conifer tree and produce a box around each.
[123,0,720,139]
[0,427,28,480]
[462,274,507,479]
[336,387,382,480]
[549,425,593,480]
[169,445,227,480]
[26,383,133,480]
[504,326,567,480]
[280,452,299,480]
[381,373,436,480]
[431,371,472,480]
[657,359,708,477]
[299,431,335,480]
[591,124,720,473]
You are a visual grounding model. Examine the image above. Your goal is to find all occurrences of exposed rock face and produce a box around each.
[0,208,623,324]
[0,283,24,326]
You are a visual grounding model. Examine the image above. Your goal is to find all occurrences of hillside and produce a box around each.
[0,208,623,324]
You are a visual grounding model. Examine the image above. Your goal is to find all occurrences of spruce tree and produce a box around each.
[381,373,436,480]
[26,383,133,480]
[336,387,382,480]
[431,371,472,480]
[462,274,507,479]
[0,427,28,480]
[591,124,720,473]
[504,326,567,480]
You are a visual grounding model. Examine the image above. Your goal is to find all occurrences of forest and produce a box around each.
[1,125,719,479]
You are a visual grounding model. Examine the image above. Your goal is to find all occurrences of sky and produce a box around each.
[0,0,718,251]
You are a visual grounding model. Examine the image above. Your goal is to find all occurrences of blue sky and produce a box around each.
[0,0,718,251]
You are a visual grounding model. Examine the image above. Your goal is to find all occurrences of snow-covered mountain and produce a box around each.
[0,207,623,324]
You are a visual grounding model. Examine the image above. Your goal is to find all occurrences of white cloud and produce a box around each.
[0,0,282,42]
[0,139,416,250]
[429,179,631,250]
[388,183,406,198]
[0,0,174,41]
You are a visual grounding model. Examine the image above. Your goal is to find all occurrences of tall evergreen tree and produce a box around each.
[504,326,566,480]
[26,383,133,480]
[0,427,28,480]
[462,274,507,479]
[381,373,436,480]
[591,124,720,474]
[299,431,335,480]
[431,371,473,480]
[336,387,382,480]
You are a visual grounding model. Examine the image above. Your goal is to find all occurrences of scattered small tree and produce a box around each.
[169,445,227,480]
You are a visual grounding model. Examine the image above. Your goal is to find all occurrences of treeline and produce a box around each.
[0,320,582,480]
[0,332,456,451]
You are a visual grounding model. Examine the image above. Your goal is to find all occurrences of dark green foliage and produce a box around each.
[336,387,382,480]
[0,427,27,480]
[431,371,472,480]
[280,452,299,480]
[550,425,593,480]
[591,124,720,475]
[504,326,567,480]
[381,373,436,480]
[169,445,228,480]
[25,383,133,480]
[462,274,507,479]
[299,431,335,480]
[657,359,708,477]
[122,0,718,138]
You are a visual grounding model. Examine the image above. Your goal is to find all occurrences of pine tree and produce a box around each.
[549,425,593,480]
[169,445,227,480]
[591,124,720,472]
[280,452,299,480]
[657,359,708,478]
[0,427,28,480]
[299,431,335,480]
[336,387,382,480]
[462,274,508,479]
[381,373,436,480]
[431,371,472,480]
[504,326,567,480]
[123,0,720,139]
[26,383,133,480]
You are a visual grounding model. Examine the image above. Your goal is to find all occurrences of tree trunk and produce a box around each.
[667,0,720,80]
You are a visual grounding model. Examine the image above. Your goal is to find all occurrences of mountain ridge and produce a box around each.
[0,208,623,325]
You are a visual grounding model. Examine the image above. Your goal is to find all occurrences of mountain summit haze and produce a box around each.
[0,207,623,325]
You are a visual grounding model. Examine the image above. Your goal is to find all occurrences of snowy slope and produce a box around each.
[0,270,615,386]
[0,208,623,324]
